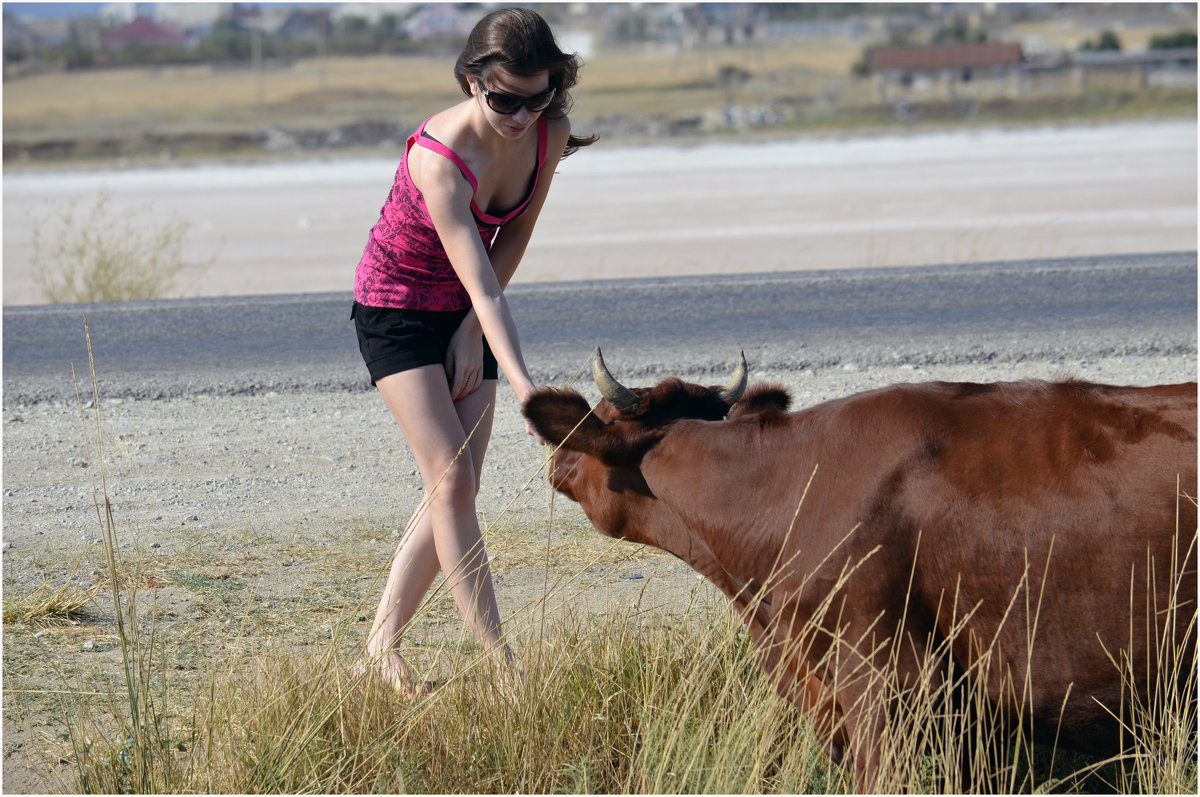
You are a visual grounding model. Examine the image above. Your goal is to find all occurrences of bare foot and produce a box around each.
[351,650,437,700]
[488,649,523,703]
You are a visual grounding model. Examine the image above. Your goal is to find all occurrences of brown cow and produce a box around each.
[523,350,1197,790]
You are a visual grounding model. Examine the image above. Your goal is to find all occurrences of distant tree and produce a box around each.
[1149,30,1198,49]
[931,22,987,44]
[197,19,253,61]
[4,41,31,64]
[851,49,871,77]
[377,14,401,38]
[370,14,407,52]
[1079,29,1122,52]
[329,14,385,55]
[65,46,96,70]
[613,12,651,43]
[335,15,370,39]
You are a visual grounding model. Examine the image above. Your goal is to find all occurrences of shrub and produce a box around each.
[1149,30,1198,50]
[1079,30,1123,52]
[31,190,217,304]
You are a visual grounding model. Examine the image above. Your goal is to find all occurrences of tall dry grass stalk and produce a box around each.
[63,318,182,792]
[1111,496,1198,793]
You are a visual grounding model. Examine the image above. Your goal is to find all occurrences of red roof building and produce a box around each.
[100,17,191,50]
[867,42,1026,106]
[870,43,1023,74]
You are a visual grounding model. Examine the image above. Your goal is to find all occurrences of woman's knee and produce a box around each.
[423,456,478,508]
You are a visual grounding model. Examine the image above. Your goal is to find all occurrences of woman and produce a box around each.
[351,7,595,696]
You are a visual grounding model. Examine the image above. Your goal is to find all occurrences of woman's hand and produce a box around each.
[524,416,547,444]
[445,322,485,401]
[514,381,549,444]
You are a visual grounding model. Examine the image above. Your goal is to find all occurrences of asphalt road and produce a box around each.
[2,251,1195,406]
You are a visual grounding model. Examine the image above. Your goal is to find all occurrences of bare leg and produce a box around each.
[365,368,504,693]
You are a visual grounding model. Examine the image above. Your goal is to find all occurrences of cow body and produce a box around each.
[524,364,1197,789]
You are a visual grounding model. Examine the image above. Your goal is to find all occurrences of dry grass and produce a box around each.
[3,558,102,627]
[52,517,1194,794]
[62,593,846,794]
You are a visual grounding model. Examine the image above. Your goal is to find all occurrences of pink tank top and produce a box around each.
[354,115,549,311]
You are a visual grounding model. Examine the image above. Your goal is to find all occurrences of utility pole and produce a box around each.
[318,12,328,91]
[250,23,264,105]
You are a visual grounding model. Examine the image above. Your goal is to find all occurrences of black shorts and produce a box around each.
[352,302,497,385]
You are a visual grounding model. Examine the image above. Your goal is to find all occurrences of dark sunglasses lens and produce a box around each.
[489,94,524,114]
[486,88,554,115]
[528,91,554,112]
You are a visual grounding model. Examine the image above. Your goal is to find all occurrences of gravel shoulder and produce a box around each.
[5,354,1195,564]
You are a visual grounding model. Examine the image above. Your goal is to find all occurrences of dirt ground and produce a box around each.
[3,120,1196,306]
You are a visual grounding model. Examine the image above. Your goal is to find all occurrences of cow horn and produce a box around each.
[719,351,748,405]
[592,348,640,415]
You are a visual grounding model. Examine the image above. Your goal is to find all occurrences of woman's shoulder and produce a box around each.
[410,105,474,176]
[409,147,474,208]
[545,114,572,142]
[418,103,472,150]
[542,115,572,163]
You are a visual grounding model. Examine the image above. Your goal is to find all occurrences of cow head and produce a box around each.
[523,348,803,588]
[526,347,749,470]
[523,349,746,539]
[524,348,791,515]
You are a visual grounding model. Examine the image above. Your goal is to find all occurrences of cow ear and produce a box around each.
[729,384,791,418]
[523,388,593,446]
[524,387,664,469]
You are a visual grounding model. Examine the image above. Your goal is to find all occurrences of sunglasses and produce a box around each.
[478,84,556,115]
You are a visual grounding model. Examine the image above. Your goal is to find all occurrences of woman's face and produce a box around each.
[472,67,552,140]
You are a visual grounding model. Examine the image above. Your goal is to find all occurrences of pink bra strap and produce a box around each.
[414,117,478,190]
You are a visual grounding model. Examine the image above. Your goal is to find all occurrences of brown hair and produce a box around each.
[454,7,597,157]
